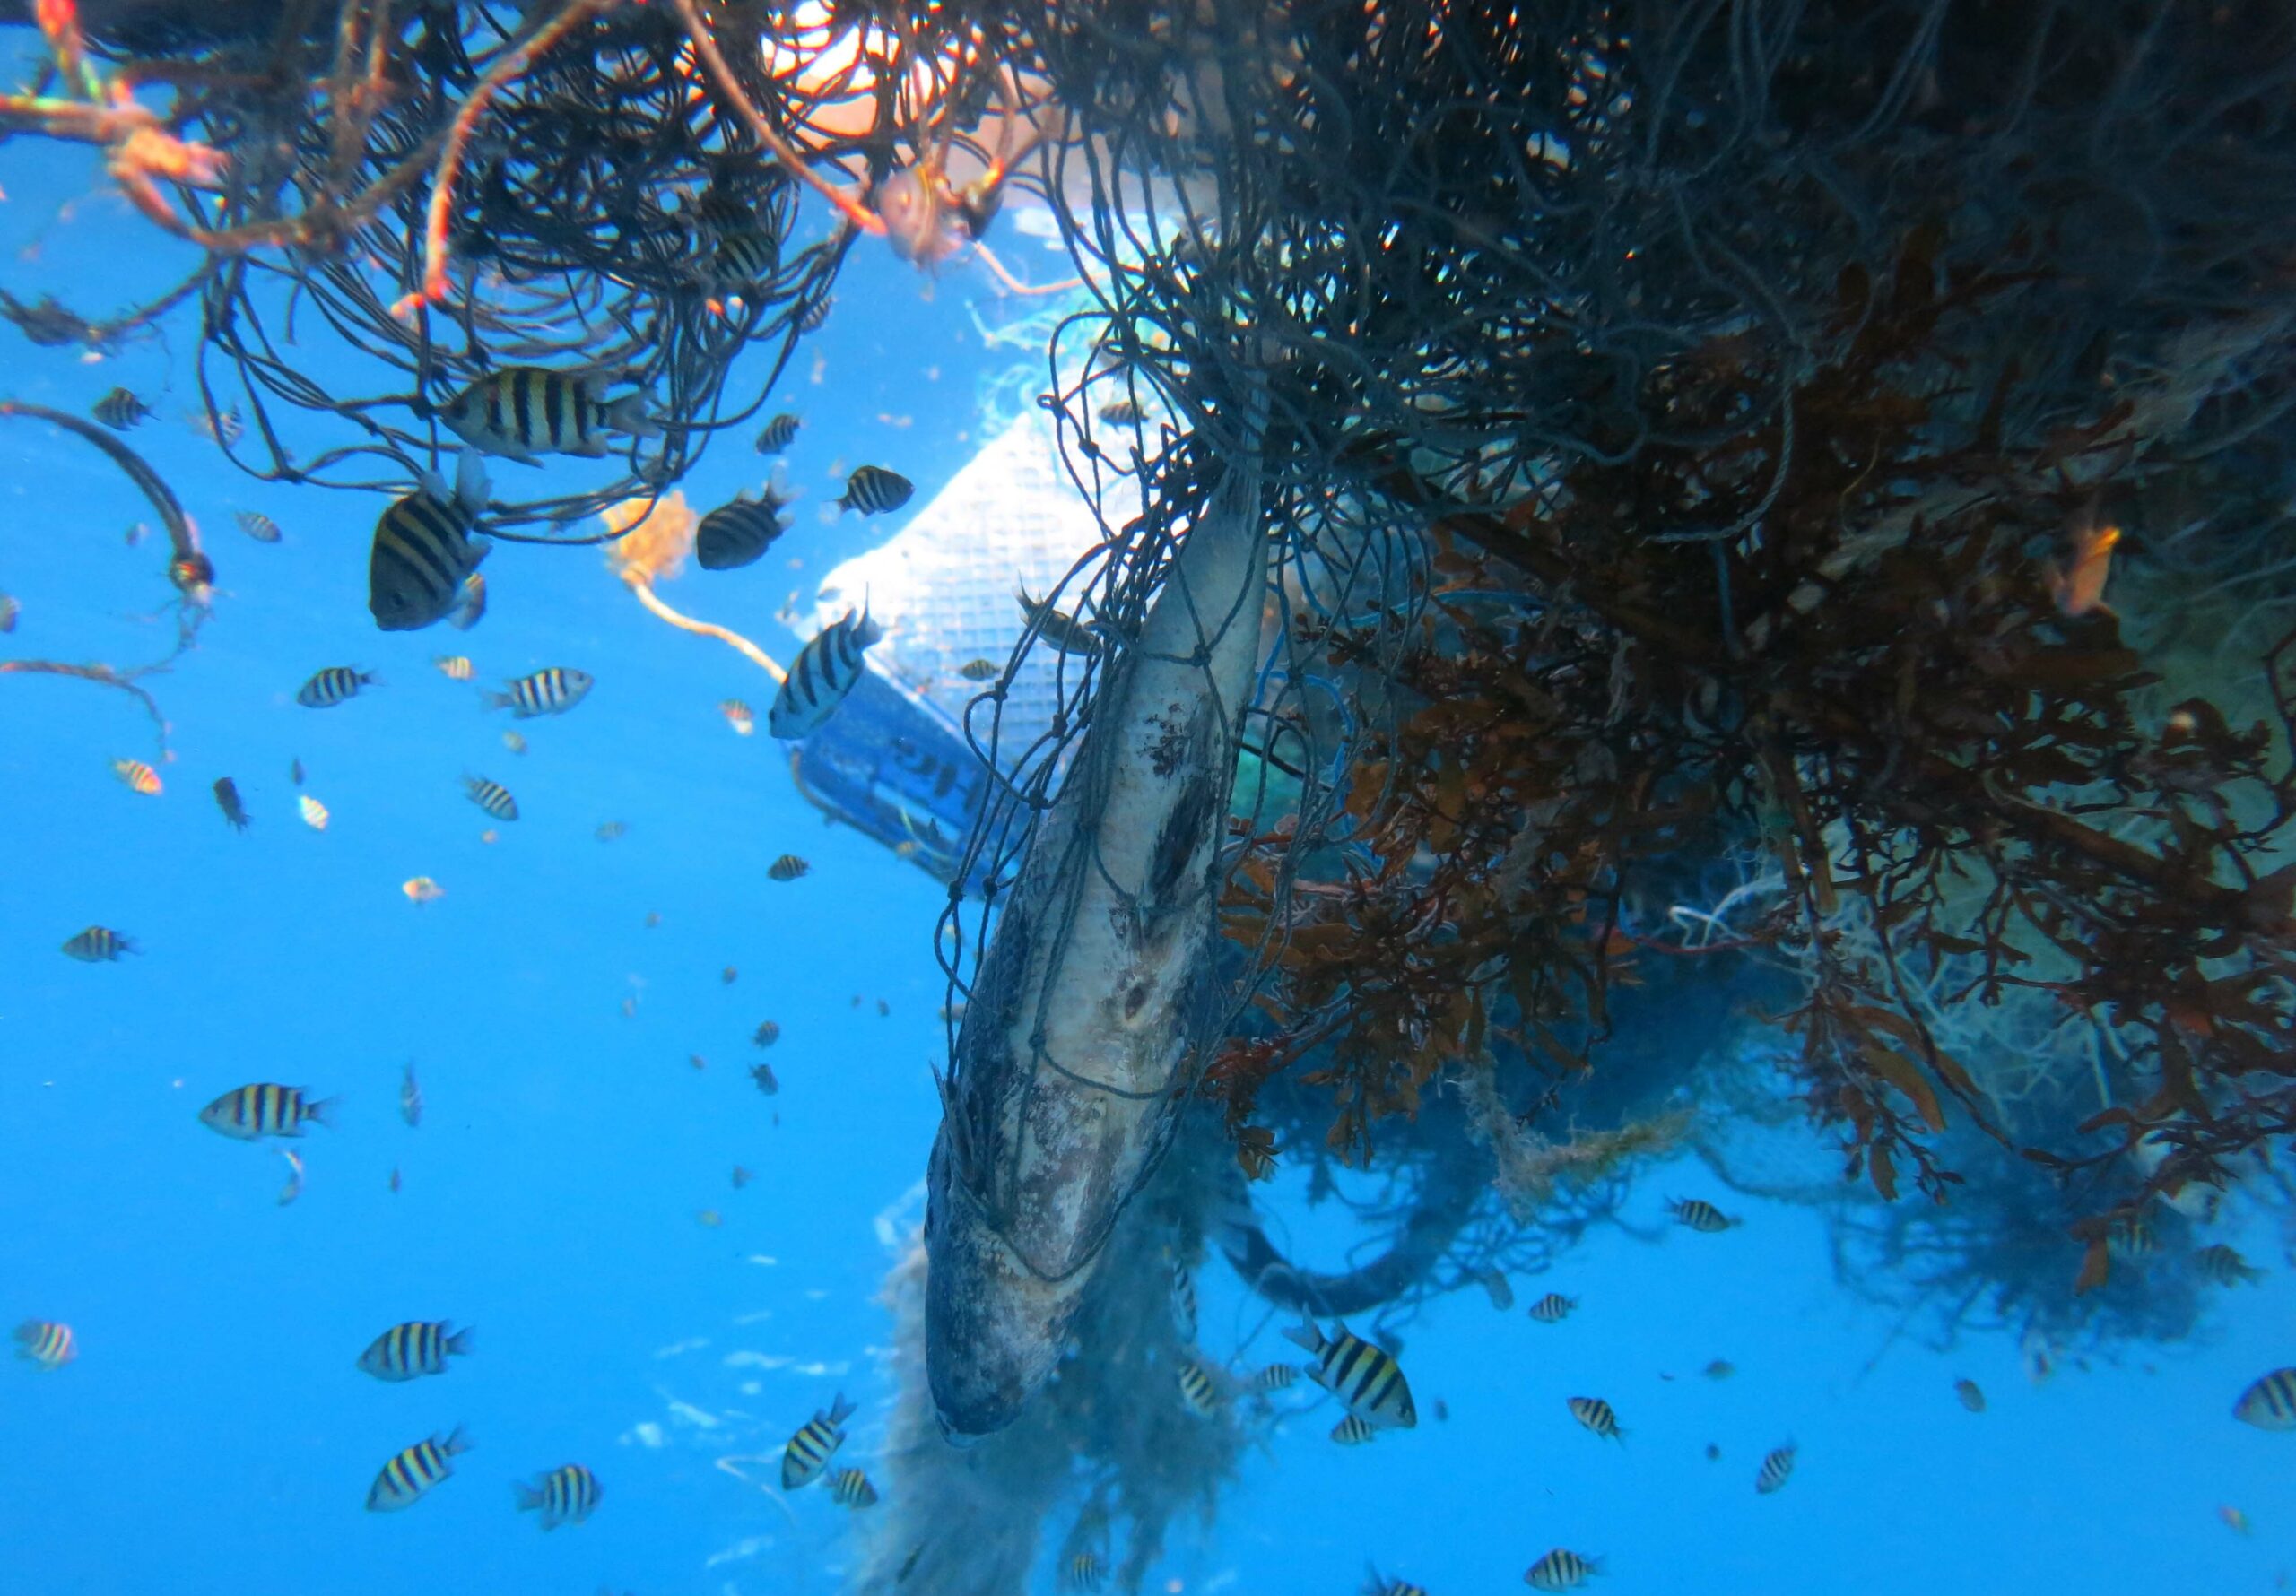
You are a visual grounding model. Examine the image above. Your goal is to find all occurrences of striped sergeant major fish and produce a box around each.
[754,412,800,455]
[92,386,149,430]
[356,1320,473,1381]
[1528,1292,1576,1323]
[710,230,778,288]
[297,666,376,707]
[1525,1548,1600,1591]
[1251,1363,1298,1392]
[2234,1368,2296,1429]
[112,759,161,795]
[14,1319,74,1368]
[487,666,593,718]
[827,1467,878,1507]
[923,438,1268,1438]
[1667,1196,1738,1233]
[438,367,661,464]
[1170,1259,1198,1340]
[1064,1551,1104,1592]
[365,1426,469,1512]
[463,776,518,821]
[370,449,491,632]
[1754,1442,1796,1493]
[1283,1320,1417,1430]
[1176,1359,1220,1418]
[1567,1395,1623,1440]
[695,488,789,570]
[1362,1567,1427,1596]
[515,1462,601,1529]
[768,605,882,740]
[60,925,134,962]
[198,1083,336,1141]
[780,1391,857,1488]
[833,464,913,516]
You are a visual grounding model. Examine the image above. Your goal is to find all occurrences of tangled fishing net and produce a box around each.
[7,0,2296,1589]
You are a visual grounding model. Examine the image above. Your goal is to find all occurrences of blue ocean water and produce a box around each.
[1,75,2292,1596]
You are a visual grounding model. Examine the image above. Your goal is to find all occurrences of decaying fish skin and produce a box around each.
[925,447,1266,1439]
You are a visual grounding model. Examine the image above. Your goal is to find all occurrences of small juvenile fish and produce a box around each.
[2047,522,2119,619]
[14,1320,74,1369]
[1703,1358,1735,1379]
[191,403,244,447]
[1361,1569,1424,1596]
[213,776,249,831]
[358,1320,474,1382]
[276,1147,304,1206]
[1283,1320,1414,1428]
[697,1208,722,1227]
[123,522,147,548]
[297,666,375,708]
[711,229,778,288]
[463,776,518,821]
[2234,1369,2296,1429]
[797,293,833,333]
[1331,1413,1376,1444]
[502,731,527,755]
[403,876,445,906]
[2195,1243,2265,1286]
[448,572,487,631]
[827,1468,878,1508]
[199,1083,335,1141]
[1954,1378,1985,1413]
[1176,1359,1220,1417]
[1252,1363,1298,1392]
[749,1062,779,1096]
[516,1462,601,1529]
[1567,1396,1622,1440]
[721,966,737,984]
[366,1427,470,1512]
[644,912,662,927]
[112,759,161,795]
[768,605,882,739]
[434,655,474,681]
[596,821,626,842]
[1097,399,1144,426]
[2222,1505,2252,1535]
[488,667,592,718]
[1171,1260,1198,1340]
[1016,587,1104,656]
[439,368,660,463]
[781,1392,857,1488]
[92,386,150,430]
[0,591,15,630]
[752,1021,781,1048]
[290,758,304,785]
[1479,1270,1514,1311]
[388,1166,401,1193]
[695,488,790,571]
[1528,1293,1575,1323]
[874,997,891,1017]
[2107,1213,2158,1261]
[689,1054,708,1071]
[834,464,913,516]
[768,854,811,881]
[754,412,800,455]
[299,794,329,830]
[1065,1551,1105,1592]
[1755,1443,1796,1494]
[1525,1549,1600,1592]
[235,510,283,544]
[60,925,134,961]
[721,698,755,734]
[1705,1442,1721,1461]
[400,1062,422,1127]
[1667,1197,1737,1233]
[958,658,1001,681]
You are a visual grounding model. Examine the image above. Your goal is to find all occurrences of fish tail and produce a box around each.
[602,393,663,439]
[483,690,513,711]
[441,1423,472,1456]
[302,1096,340,1130]
[445,1324,474,1357]
[1279,1320,1321,1355]
[452,447,491,513]
[513,1478,543,1513]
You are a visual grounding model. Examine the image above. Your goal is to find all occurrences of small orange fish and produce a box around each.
[697,1209,722,1228]
[721,699,755,735]
[112,759,162,795]
[403,876,445,906]
[2046,523,2119,619]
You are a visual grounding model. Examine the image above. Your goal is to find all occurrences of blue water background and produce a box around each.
[1,96,2292,1596]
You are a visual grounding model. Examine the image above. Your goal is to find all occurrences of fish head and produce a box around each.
[923,1127,1077,1438]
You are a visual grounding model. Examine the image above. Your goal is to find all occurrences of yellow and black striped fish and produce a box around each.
[439,368,661,463]
[370,451,491,632]
[1668,1196,1737,1233]
[213,777,249,832]
[516,1462,601,1529]
[752,1020,781,1048]
[768,606,883,739]
[768,854,811,882]
[780,1392,857,1488]
[2196,1243,2265,1286]
[1567,1395,1623,1441]
[1016,588,1105,657]
[365,1426,470,1512]
[1171,1260,1198,1340]
[828,1467,878,1508]
[1063,1551,1105,1592]
[1331,1413,1377,1444]
[112,759,161,795]
[463,776,518,821]
[1283,1319,1416,1429]
[198,1082,335,1141]
[235,510,283,544]
[754,412,800,455]
[711,229,778,288]
[14,1319,74,1368]
[297,666,375,707]
[486,666,593,718]
[1528,1292,1576,1323]
[357,1320,473,1381]
[92,386,149,430]
[1361,1566,1426,1596]
[833,464,914,516]
[60,925,134,961]
[796,292,834,333]
[695,490,789,571]
[2235,1369,2296,1429]
[958,658,1001,681]
[1252,1363,1298,1392]
[1755,1442,1796,1493]
[1098,398,1144,426]
[191,403,244,447]
[1177,1359,1221,1417]
[1525,1548,1599,1592]
[435,655,474,681]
